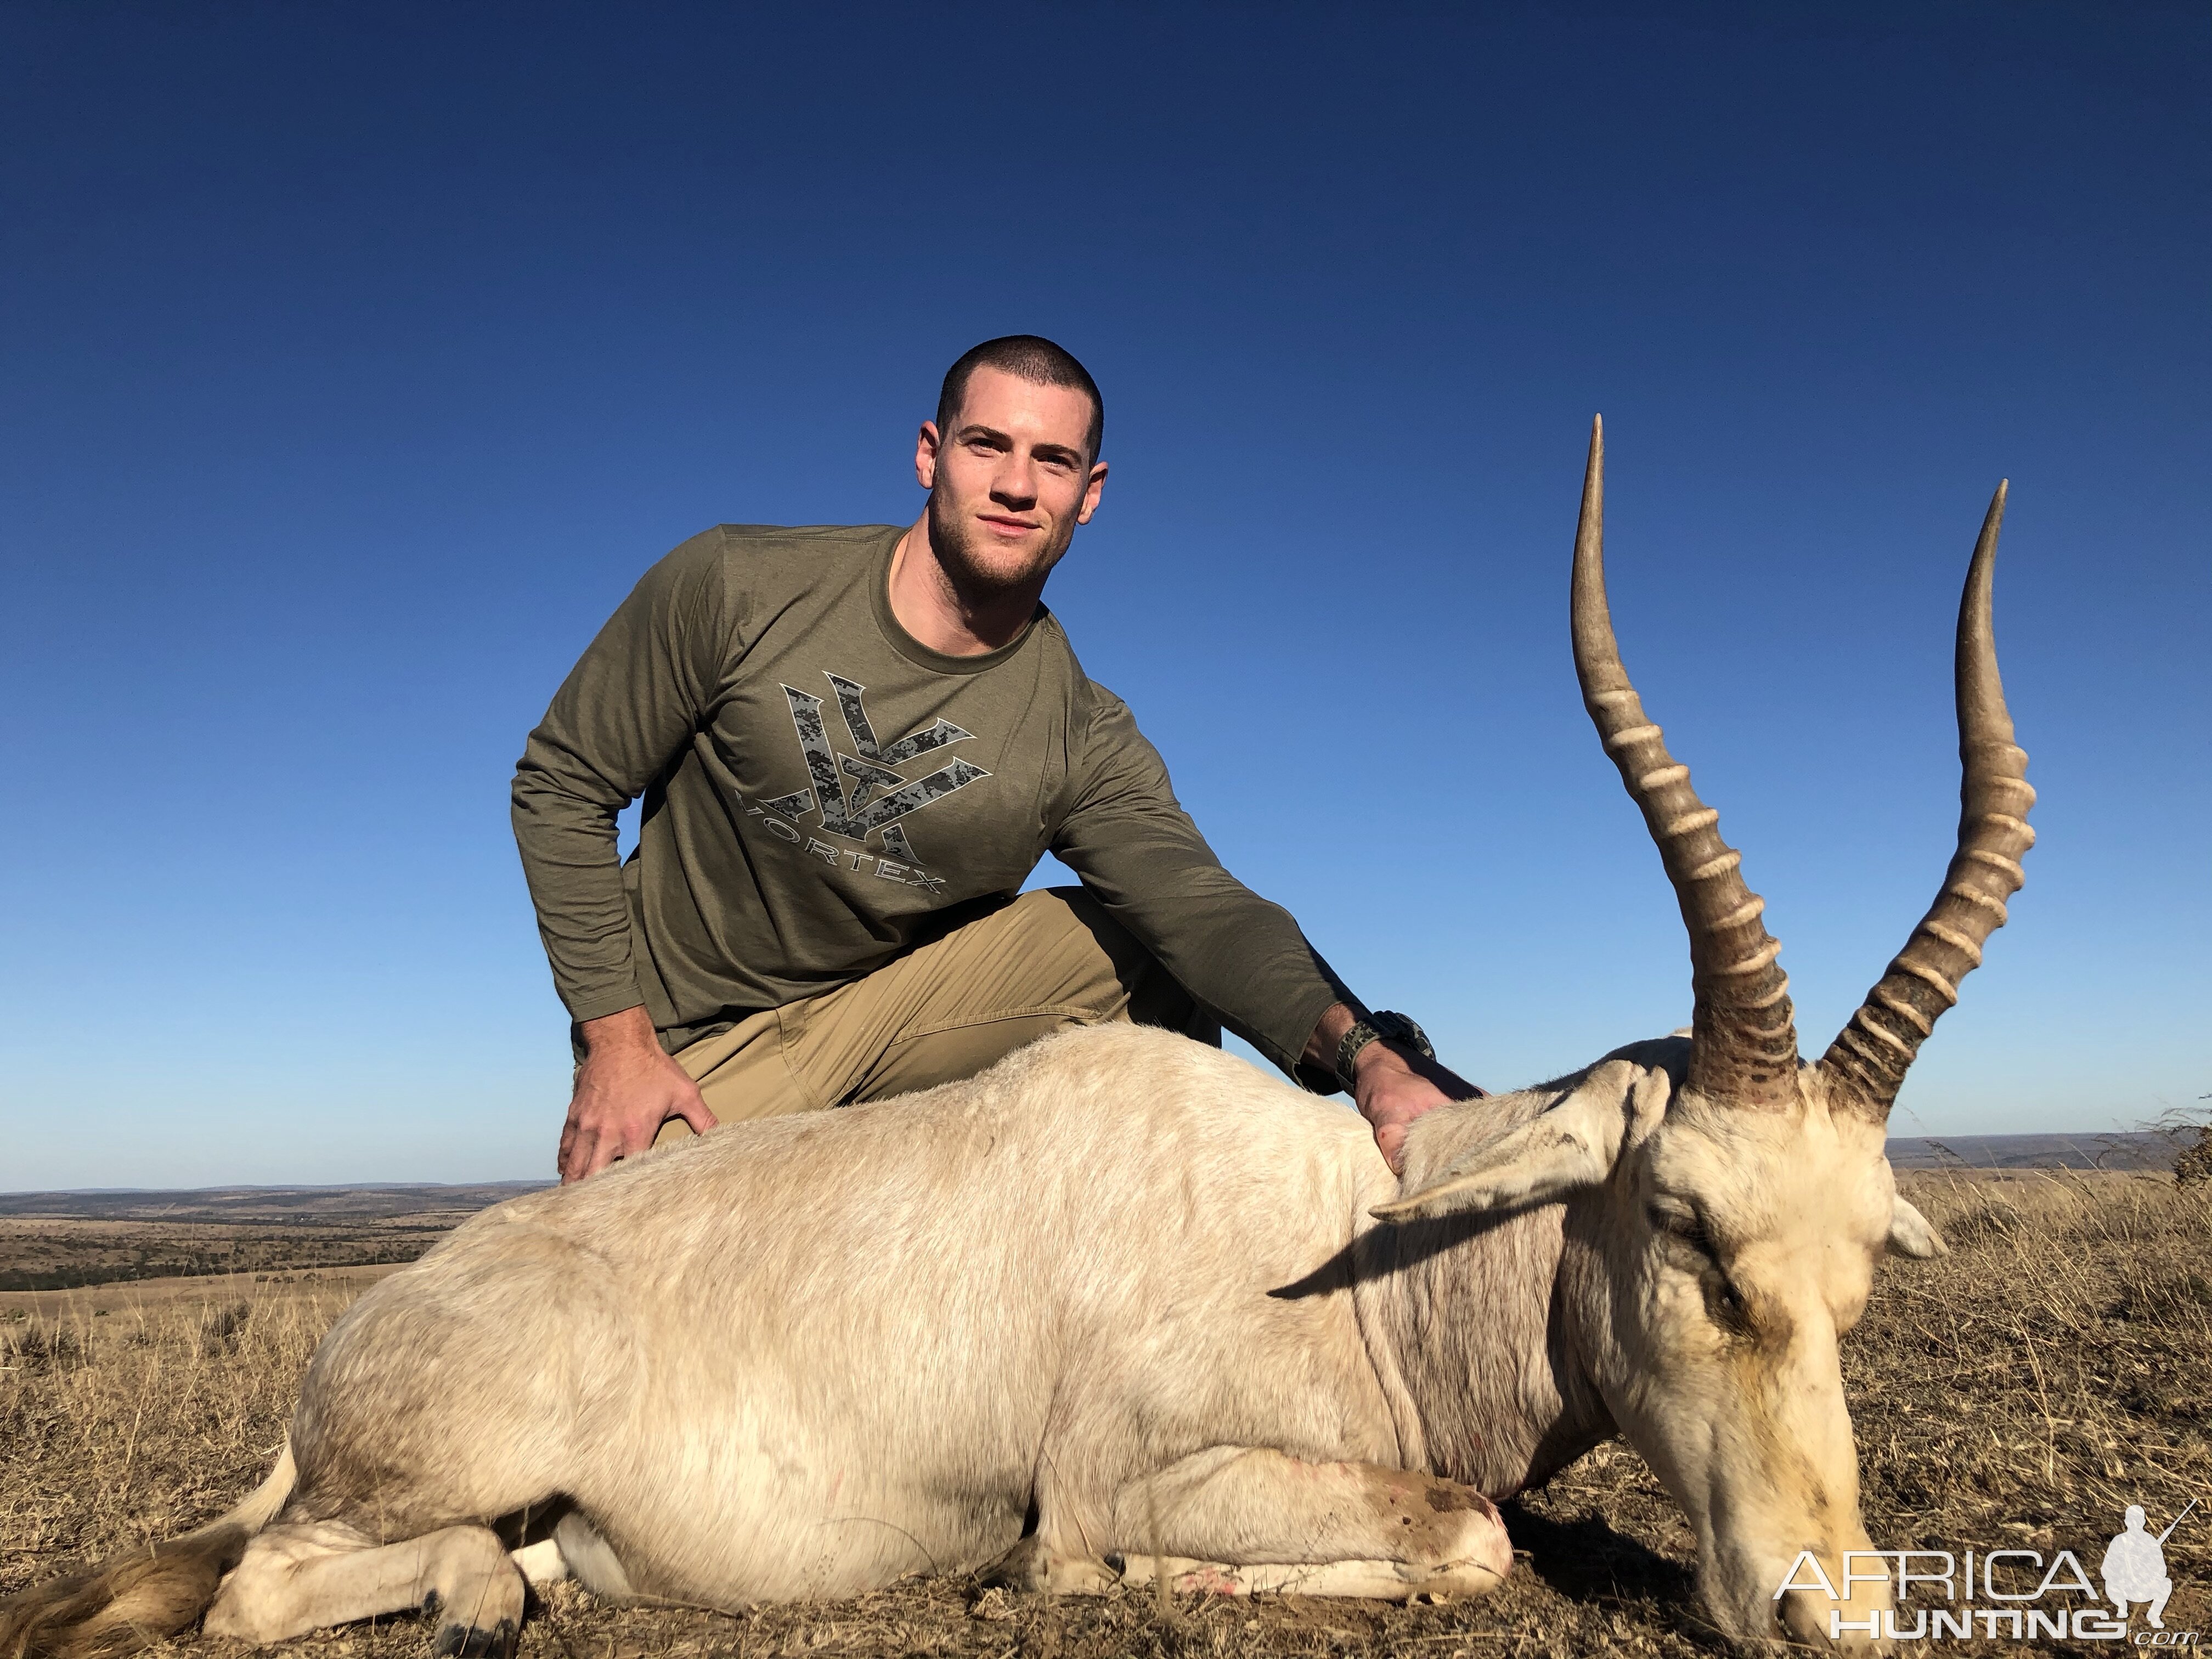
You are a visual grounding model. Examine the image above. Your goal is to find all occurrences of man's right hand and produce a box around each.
[558,1006,720,1183]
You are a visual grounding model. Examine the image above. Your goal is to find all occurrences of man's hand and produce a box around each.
[1304,1003,1486,1175]
[1352,1041,1483,1173]
[558,1006,719,1183]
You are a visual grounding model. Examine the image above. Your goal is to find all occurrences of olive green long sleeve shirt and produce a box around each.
[511,524,1348,1082]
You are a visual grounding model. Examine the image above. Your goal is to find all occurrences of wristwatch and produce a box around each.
[1335,1009,1435,1095]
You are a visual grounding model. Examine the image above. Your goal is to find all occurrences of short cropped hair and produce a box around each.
[936,335,1104,461]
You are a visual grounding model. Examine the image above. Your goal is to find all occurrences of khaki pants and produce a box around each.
[651,886,1217,1144]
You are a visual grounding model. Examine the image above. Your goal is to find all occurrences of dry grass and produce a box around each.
[2,1171,2207,1657]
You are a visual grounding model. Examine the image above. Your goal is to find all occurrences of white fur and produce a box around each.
[185,1022,1934,1655]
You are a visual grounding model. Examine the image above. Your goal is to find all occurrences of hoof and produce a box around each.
[431,1616,518,1659]
[978,1535,1120,1595]
[424,1594,518,1659]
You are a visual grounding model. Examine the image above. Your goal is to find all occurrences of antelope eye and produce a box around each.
[1648,1205,1712,1253]
[1708,1277,1753,1335]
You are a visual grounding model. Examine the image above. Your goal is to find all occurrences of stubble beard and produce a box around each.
[925,488,1074,611]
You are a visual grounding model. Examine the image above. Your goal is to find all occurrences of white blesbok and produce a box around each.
[0,420,2031,1658]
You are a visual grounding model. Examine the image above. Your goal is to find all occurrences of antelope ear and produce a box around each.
[1886,1195,1949,1259]
[1371,1060,1655,1225]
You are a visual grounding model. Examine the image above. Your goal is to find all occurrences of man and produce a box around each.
[2102,1506,2174,1629]
[514,336,1476,1183]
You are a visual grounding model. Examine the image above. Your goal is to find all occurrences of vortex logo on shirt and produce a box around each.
[752,671,991,885]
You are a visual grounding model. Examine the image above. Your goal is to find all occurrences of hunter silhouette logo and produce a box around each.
[2106,1500,2192,1630]
[1774,1497,2199,1644]
[754,671,990,881]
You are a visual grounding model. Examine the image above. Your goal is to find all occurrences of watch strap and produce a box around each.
[1335,1020,1383,1094]
[1335,1010,1434,1094]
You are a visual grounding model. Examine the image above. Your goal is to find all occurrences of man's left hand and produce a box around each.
[1304,1002,1486,1173]
[1352,1040,1483,1173]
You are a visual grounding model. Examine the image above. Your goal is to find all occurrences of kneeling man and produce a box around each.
[513,335,1475,1183]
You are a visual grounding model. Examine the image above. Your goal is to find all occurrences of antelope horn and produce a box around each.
[1571,417,1798,1108]
[1821,484,2032,1121]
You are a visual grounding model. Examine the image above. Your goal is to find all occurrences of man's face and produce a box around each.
[916,365,1107,595]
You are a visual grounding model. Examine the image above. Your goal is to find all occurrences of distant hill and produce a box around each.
[0,1135,2182,1219]
[0,1183,557,1294]
[1883,1132,2177,1171]
[0,1182,550,1221]
[0,1144,2185,1296]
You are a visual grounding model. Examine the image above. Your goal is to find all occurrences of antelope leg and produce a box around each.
[1104,1447,1513,1601]
[206,1521,524,1655]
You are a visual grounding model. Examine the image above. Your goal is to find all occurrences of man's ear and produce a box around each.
[1885,1194,1949,1259]
[1370,1060,1655,1226]
[914,420,942,489]
[1075,459,1108,524]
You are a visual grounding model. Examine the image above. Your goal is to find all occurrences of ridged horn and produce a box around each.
[1571,417,1798,1109]
[1820,483,2032,1121]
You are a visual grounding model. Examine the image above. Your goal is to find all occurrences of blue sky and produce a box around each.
[2,3,2204,1189]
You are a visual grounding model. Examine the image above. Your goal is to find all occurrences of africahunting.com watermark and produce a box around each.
[1777,1501,2200,1643]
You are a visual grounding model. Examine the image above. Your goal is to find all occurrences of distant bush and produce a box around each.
[2176,1127,2210,1188]
[2153,1105,2212,1188]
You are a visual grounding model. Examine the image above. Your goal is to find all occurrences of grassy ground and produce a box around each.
[2,1169,2206,1657]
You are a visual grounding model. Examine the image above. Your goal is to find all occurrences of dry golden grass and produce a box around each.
[2,1171,2206,1657]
